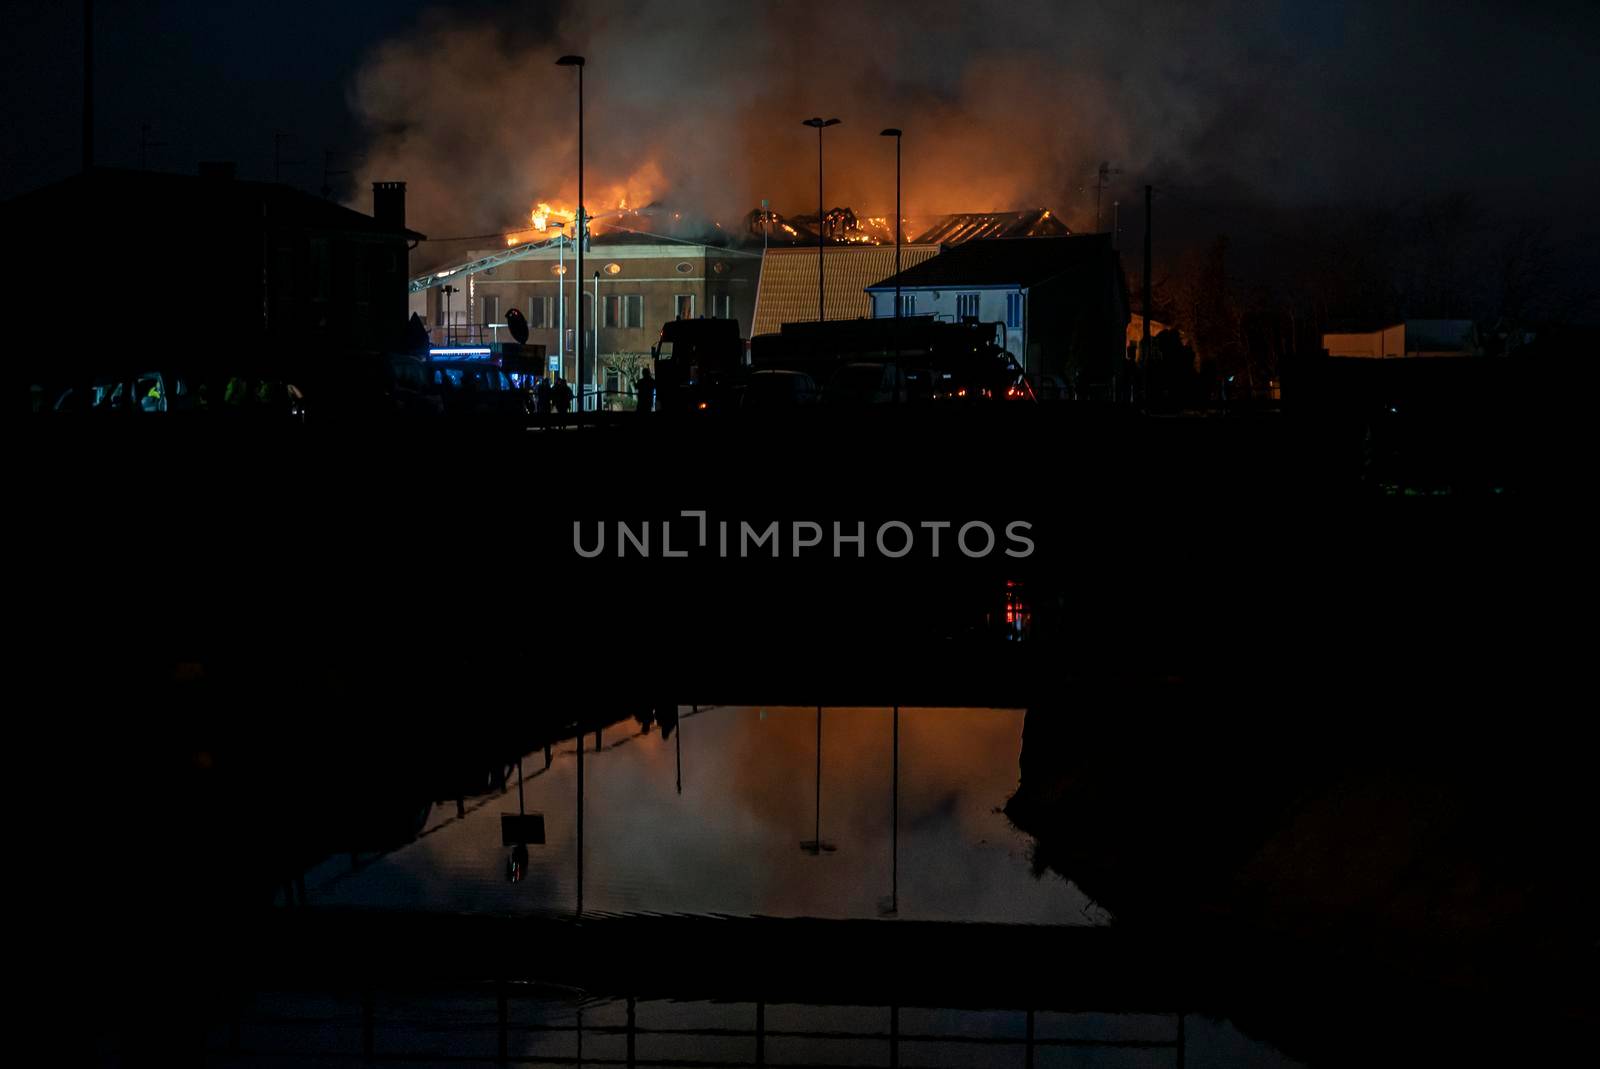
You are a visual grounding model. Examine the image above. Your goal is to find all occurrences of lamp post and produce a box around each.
[557,55,586,411]
[555,224,566,381]
[879,129,902,316]
[880,128,903,403]
[802,118,840,322]
[593,270,601,411]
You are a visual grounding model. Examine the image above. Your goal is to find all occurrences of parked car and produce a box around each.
[741,369,819,409]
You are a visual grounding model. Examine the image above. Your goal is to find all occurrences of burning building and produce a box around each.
[413,220,761,392]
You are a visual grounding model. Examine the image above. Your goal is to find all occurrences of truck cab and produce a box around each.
[651,317,744,412]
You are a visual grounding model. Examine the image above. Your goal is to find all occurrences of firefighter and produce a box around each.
[636,368,656,413]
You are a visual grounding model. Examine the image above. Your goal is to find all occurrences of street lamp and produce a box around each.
[802,118,840,322]
[879,129,902,314]
[881,128,903,403]
[557,55,586,410]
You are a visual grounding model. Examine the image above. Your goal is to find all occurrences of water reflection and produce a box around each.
[306,707,1096,924]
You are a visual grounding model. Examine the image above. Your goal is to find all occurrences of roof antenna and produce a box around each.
[1093,161,1124,233]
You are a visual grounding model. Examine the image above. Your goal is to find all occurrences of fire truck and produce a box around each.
[650,317,746,412]
[750,316,1025,401]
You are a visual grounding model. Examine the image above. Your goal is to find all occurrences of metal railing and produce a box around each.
[208,990,1187,1068]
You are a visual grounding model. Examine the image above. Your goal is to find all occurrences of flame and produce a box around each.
[531,201,577,232]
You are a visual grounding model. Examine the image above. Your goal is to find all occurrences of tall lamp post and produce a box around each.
[880,128,903,403]
[557,55,586,410]
[802,117,840,322]
[879,129,902,315]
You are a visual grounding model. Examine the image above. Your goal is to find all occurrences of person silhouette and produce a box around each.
[636,368,656,413]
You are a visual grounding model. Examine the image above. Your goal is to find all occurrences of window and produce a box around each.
[604,294,643,328]
[956,293,981,319]
[711,294,732,319]
[482,296,498,325]
[897,294,916,316]
[528,296,550,328]
[674,294,695,319]
[1006,292,1023,330]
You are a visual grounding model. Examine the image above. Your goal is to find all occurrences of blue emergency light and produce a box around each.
[428,347,494,360]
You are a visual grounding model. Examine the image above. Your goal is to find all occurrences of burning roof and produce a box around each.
[911,209,1067,245]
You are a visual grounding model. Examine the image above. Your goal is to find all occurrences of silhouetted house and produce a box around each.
[6,166,422,390]
[866,235,1128,384]
[1322,319,1481,358]
[751,245,940,336]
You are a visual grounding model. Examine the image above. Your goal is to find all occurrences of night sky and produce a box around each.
[4,1,1598,281]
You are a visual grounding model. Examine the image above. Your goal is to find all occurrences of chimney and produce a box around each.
[373,181,406,231]
[198,161,236,180]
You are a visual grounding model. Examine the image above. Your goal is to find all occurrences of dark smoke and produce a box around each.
[348,1,1600,257]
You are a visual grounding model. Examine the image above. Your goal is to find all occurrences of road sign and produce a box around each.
[501,813,546,846]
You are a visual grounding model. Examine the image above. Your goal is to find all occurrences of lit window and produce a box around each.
[675,294,695,319]
[605,263,622,275]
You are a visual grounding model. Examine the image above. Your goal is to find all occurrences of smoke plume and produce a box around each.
[347,1,1600,256]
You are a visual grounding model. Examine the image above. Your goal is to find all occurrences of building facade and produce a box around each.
[413,238,761,389]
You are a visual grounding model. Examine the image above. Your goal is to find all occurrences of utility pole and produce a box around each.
[1142,184,1153,408]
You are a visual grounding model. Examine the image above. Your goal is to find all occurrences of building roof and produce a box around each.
[752,245,940,336]
[867,234,1116,292]
[910,209,1068,245]
[1,166,426,240]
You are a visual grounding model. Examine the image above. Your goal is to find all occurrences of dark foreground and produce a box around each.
[18,407,1588,1066]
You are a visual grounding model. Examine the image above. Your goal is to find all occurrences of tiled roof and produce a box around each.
[867,235,1116,291]
[752,245,940,336]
